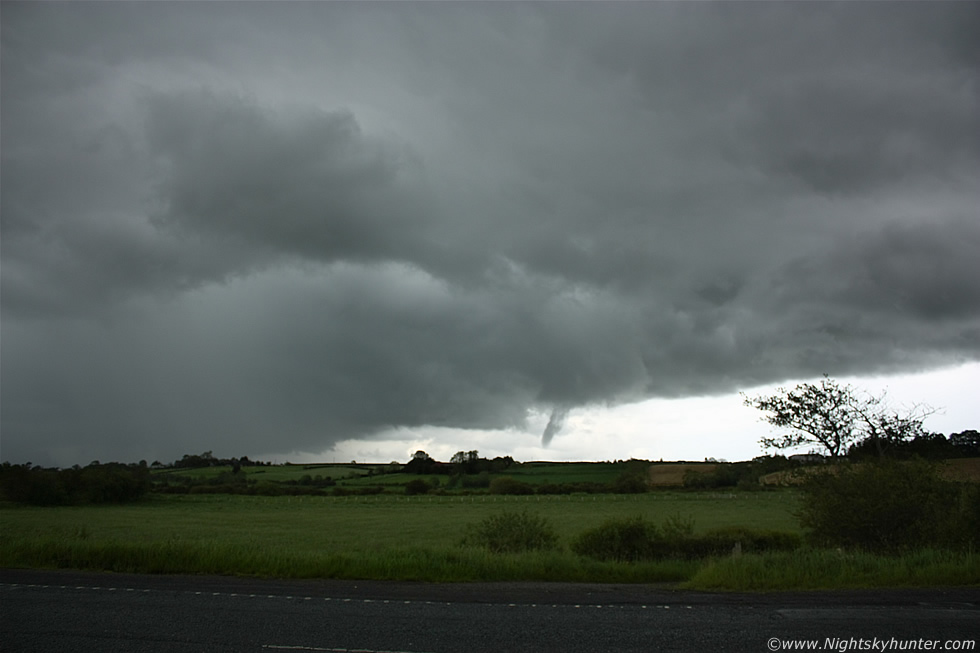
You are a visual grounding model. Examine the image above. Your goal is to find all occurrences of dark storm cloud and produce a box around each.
[145,90,438,267]
[1,2,977,465]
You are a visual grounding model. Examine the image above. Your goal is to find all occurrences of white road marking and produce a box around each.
[0,583,687,610]
[262,646,434,653]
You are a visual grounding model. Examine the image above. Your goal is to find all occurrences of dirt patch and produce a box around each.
[939,457,980,482]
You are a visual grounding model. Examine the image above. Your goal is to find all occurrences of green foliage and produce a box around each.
[0,462,150,506]
[612,460,649,493]
[7,491,977,588]
[460,471,491,489]
[404,479,431,496]
[687,548,980,591]
[683,456,797,489]
[571,515,801,562]
[797,459,977,552]
[848,431,980,460]
[571,516,663,562]
[488,477,534,495]
[460,510,559,553]
[674,526,803,559]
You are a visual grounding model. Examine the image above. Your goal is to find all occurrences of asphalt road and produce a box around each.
[1,569,977,652]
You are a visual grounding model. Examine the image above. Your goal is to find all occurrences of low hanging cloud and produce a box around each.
[1,2,978,465]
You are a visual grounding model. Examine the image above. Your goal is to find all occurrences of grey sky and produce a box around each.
[2,2,978,466]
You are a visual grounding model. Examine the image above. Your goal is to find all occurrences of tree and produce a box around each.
[743,376,933,459]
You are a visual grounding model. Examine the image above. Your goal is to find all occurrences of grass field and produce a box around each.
[151,461,630,490]
[154,464,368,483]
[3,490,978,589]
[494,462,624,485]
[1,490,802,551]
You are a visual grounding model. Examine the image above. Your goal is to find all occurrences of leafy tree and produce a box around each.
[950,430,980,457]
[744,376,933,459]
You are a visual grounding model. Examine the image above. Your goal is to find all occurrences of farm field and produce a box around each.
[152,460,632,489]
[0,490,802,553]
[0,491,798,583]
[3,490,978,589]
[155,464,367,483]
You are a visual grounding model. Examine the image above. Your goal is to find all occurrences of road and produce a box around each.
[2,569,977,652]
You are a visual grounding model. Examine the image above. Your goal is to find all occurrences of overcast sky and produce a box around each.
[2,2,978,468]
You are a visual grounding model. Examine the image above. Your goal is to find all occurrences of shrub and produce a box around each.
[571,516,663,562]
[612,474,648,494]
[460,510,559,553]
[488,477,534,495]
[680,527,802,558]
[797,459,976,552]
[404,479,431,495]
[572,515,801,562]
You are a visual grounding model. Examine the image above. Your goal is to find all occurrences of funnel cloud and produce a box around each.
[542,407,572,448]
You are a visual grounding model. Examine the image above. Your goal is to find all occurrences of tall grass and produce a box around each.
[6,532,975,589]
[0,533,697,583]
[685,548,980,591]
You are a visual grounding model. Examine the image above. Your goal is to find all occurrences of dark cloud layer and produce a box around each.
[2,3,978,465]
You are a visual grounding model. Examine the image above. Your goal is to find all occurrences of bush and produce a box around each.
[679,527,802,558]
[460,510,559,553]
[488,477,534,495]
[404,479,431,495]
[572,515,801,562]
[797,459,976,552]
[572,516,663,562]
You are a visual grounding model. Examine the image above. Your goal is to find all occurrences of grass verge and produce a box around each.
[3,532,977,589]
[684,548,980,591]
[0,536,697,583]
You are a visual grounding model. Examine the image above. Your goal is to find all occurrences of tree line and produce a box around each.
[0,461,151,506]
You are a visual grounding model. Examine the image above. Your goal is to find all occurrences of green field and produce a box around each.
[3,490,978,588]
[152,461,629,490]
[494,462,625,485]
[1,490,801,550]
[0,491,789,582]
[7,456,980,590]
[154,464,368,483]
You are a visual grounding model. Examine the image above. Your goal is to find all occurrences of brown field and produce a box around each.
[648,462,717,486]
[940,457,980,482]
